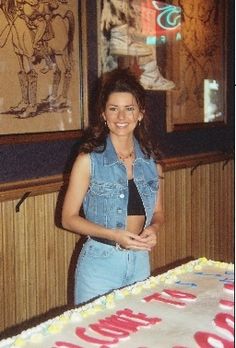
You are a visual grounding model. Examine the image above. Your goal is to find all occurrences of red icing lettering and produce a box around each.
[74,309,160,346]
[96,311,161,335]
[194,331,234,348]
[213,313,234,340]
[99,315,140,332]
[219,299,234,310]
[89,322,130,338]
[143,292,186,307]
[55,309,161,347]
[76,327,118,345]
[163,289,196,301]
[223,283,234,294]
[54,343,83,348]
[99,315,149,333]
[116,308,161,325]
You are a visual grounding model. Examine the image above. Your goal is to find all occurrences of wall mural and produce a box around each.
[0,0,83,135]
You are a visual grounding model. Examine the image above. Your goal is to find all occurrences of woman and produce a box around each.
[62,68,164,305]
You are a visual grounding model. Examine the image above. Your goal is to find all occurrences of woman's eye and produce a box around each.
[126,106,135,112]
[109,107,117,112]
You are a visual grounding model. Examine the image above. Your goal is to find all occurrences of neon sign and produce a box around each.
[140,0,182,45]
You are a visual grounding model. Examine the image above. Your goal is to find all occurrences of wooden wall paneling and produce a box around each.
[14,200,27,325]
[164,172,175,263]
[170,170,178,262]
[207,164,214,258]
[52,194,61,307]
[2,201,16,329]
[227,160,234,261]
[163,169,190,264]
[24,196,37,320]
[185,168,192,257]
[220,160,233,261]
[45,193,57,310]
[191,167,201,258]
[216,163,221,259]
[189,160,234,262]
[56,204,68,307]
[34,195,47,315]
[200,165,208,257]
[204,164,211,258]
[222,160,232,259]
[207,164,214,259]
[213,162,221,259]
[176,169,190,260]
[171,171,178,260]
[218,162,225,259]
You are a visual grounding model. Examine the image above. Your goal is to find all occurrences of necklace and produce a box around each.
[117,148,134,161]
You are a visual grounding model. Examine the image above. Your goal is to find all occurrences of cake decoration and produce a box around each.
[0,258,234,348]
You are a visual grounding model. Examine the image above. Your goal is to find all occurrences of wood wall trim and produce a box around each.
[0,151,233,202]
[0,175,66,202]
[160,151,234,172]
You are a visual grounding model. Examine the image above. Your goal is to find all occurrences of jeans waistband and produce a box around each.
[90,237,125,250]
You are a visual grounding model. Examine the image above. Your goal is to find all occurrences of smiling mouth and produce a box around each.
[116,123,128,128]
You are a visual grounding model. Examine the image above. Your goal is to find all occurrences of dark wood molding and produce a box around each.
[0,174,66,202]
[0,130,81,145]
[160,151,234,172]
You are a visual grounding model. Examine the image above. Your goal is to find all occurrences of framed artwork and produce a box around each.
[166,0,227,131]
[0,0,88,142]
[97,0,228,132]
[97,0,180,91]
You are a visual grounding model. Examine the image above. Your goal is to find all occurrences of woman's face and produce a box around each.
[102,92,143,137]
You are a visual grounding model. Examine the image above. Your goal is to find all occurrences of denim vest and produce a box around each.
[83,136,159,230]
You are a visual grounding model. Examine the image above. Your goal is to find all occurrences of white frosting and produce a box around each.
[0,258,234,348]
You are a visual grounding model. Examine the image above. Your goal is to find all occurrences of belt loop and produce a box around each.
[116,243,122,250]
[116,243,126,251]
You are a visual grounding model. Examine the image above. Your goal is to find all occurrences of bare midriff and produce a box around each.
[126,215,145,235]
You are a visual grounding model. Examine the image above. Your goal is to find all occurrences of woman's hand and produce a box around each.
[114,230,151,251]
[139,226,157,249]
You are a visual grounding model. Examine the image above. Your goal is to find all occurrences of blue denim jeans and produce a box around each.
[74,238,150,305]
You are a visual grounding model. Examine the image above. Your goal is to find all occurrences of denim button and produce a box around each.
[119,193,125,198]
[116,222,123,228]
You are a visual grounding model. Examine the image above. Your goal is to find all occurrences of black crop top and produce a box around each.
[127,179,145,216]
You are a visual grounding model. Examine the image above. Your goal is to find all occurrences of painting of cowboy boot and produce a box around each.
[98,0,179,90]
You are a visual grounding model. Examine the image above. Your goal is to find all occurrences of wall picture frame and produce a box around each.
[166,0,227,131]
[0,0,88,143]
[97,0,228,132]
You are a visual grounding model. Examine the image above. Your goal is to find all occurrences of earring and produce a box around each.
[138,120,141,126]
[104,120,107,126]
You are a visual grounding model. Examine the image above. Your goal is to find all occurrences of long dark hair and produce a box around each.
[79,68,161,161]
